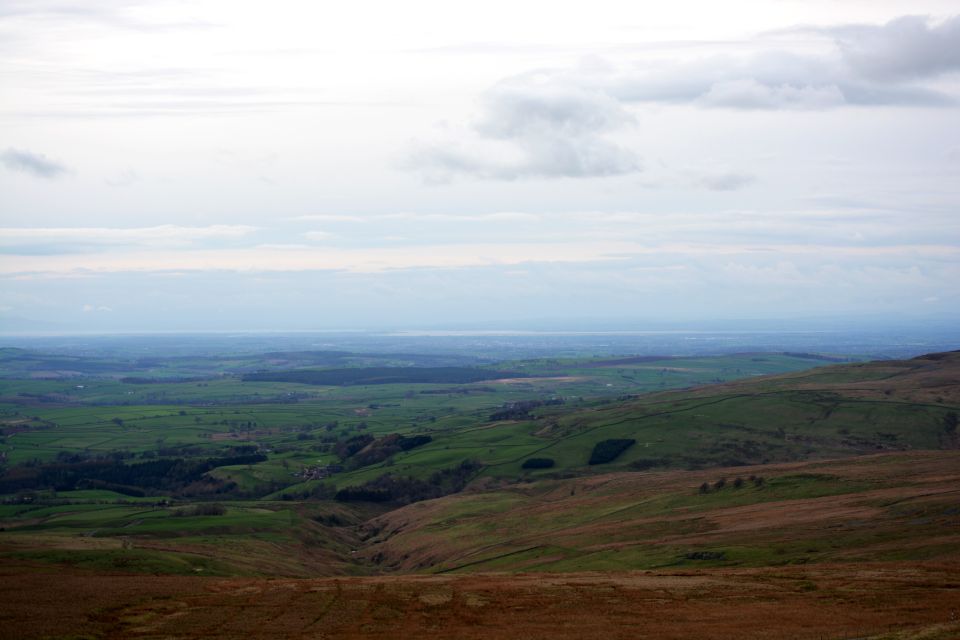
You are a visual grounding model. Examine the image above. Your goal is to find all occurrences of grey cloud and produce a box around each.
[1,148,69,178]
[406,79,641,182]
[830,83,955,107]
[404,144,489,184]
[610,51,842,105]
[476,79,634,138]
[696,79,845,109]
[830,15,960,82]
[696,171,756,191]
[583,16,960,110]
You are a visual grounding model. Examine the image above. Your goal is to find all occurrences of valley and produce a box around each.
[1,344,958,638]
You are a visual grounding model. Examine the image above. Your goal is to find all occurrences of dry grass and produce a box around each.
[2,561,959,639]
[362,451,960,572]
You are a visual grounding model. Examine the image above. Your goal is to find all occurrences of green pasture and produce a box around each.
[8,351,941,504]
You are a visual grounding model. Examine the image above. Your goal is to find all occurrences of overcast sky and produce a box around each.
[1,0,959,332]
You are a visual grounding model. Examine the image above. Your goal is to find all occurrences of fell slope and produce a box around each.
[470,351,960,477]
[362,451,960,573]
[355,353,959,574]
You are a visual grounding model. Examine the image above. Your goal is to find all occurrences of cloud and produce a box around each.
[289,214,367,223]
[830,15,960,82]
[479,16,960,117]
[696,79,846,109]
[2,239,956,278]
[603,16,960,109]
[405,75,641,182]
[0,242,639,276]
[1,148,69,178]
[0,225,258,251]
[404,15,959,183]
[385,211,543,223]
[695,171,757,191]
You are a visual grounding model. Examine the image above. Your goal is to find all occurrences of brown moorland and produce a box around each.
[2,560,959,639]
[361,451,960,573]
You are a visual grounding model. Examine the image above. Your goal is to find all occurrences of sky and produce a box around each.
[1,0,959,332]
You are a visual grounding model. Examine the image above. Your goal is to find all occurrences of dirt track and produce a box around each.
[3,561,959,639]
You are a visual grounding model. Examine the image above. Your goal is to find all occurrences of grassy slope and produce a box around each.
[347,352,960,573]
[361,450,960,573]
[0,496,377,577]
[452,351,960,479]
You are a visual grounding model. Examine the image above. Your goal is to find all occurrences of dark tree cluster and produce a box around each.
[944,412,958,435]
[699,474,765,494]
[172,503,227,517]
[335,460,482,504]
[333,433,434,470]
[397,434,432,451]
[588,439,636,465]
[489,398,565,422]
[0,452,266,495]
[629,457,669,471]
[332,434,375,460]
[521,458,555,469]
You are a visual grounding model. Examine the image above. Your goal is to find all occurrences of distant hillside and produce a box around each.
[441,350,960,478]
[655,349,960,406]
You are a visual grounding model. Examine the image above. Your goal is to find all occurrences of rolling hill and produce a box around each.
[2,350,959,639]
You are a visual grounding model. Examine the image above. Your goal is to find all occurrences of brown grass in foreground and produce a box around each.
[2,560,959,639]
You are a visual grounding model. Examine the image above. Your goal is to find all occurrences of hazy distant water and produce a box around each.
[1,326,957,361]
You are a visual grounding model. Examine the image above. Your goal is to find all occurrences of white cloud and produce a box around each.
[403,14,960,183]
[0,225,258,248]
[405,74,641,182]
[289,214,367,223]
[696,79,846,109]
[2,240,956,277]
[0,242,638,275]
[694,171,757,191]
[379,211,543,223]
